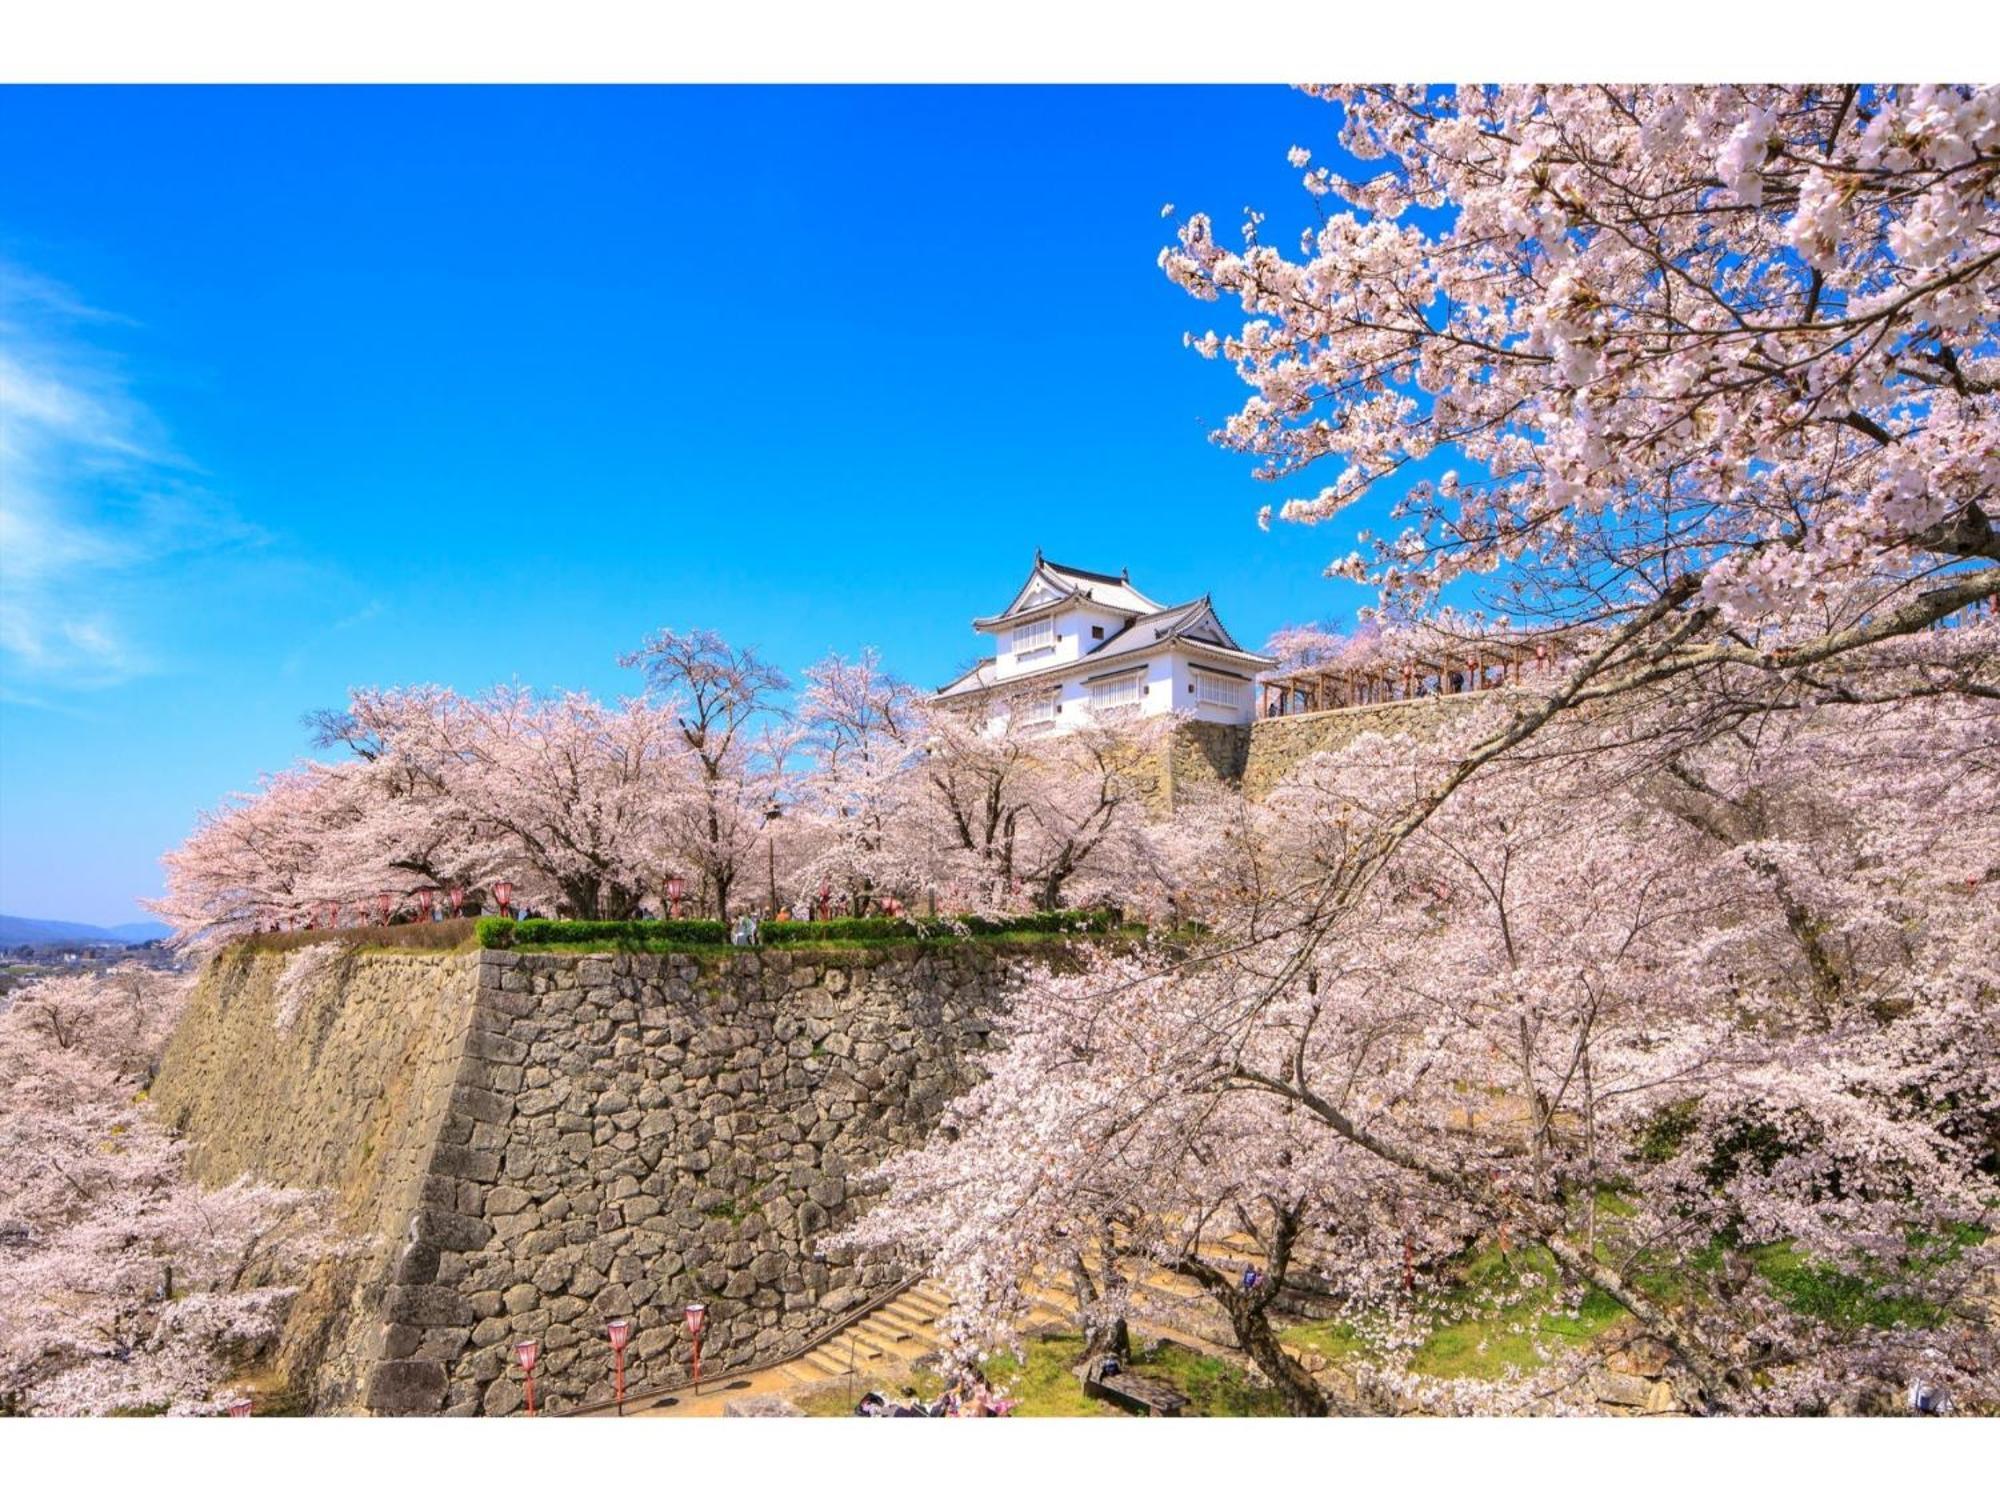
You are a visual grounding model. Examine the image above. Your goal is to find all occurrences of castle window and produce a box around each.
[1017,691,1059,728]
[1090,673,1142,716]
[1012,617,1054,659]
[1192,670,1243,709]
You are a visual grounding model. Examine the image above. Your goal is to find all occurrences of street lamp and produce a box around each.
[416,888,437,922]
[375,890,393,926]
[226,1396,253,1417]
[606,1317,632,1414]
[493,880,515,919]
[447,885,466,918]
[515,1338,540,1416]
[665,874,685,920]
[684,1303,707,1393]
[763,800,784,917]
[923,734,942,918]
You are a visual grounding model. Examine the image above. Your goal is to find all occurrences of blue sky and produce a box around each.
[0,85,1390,925]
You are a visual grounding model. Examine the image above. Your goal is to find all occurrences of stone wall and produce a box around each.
[152,945,480,1408]
[1240,694,1499,800]
[152,939,1022,1415]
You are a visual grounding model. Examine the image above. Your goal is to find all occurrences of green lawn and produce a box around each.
[1282,1245,1632,1382]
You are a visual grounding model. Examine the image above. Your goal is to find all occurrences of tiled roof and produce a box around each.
[974,552,1164,627]
[936,594,1274,698]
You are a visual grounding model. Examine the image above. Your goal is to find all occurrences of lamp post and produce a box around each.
[762,799,783,917]
[226,1396,253,1417]
[684,1302,707,1393]
[416,887,437,923]
[666,874,685,920]
[448,885,465,918]
[493,880,515,919]
[923,734,942,918]
[375,891,393,926]
[515,1338,540,1416]
[606,1317,632,1414]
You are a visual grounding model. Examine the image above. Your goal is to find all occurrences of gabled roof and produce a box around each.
[973,550,1164,630]
[936,594,1275,699]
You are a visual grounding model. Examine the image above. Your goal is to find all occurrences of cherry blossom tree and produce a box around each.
[1168,85,1998,643]
[846,640,2000,1415]
[620,629,791,918]
[0,967,332,1415]
[1169,84,1999,861]
[790,650,928,913]
[916,703,1167,912]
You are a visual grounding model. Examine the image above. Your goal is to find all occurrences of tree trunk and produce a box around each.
[1067,1249,1131,1362]
[1540,1232,1732,1413]
[1224,1294,1328,1417]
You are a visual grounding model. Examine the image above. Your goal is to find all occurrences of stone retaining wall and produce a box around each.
[152,945,479,1409]
[1240,694,1502,800]
[153,940,1022,1414]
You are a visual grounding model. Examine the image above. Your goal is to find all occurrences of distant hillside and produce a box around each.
[0,914,171,947]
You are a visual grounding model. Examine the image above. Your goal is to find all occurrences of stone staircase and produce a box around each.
[785,1280,953,1381]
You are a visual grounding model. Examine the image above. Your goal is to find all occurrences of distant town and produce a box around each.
[0,915,180,1000]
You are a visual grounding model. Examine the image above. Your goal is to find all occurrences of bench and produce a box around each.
[1081,1358,1189,1417]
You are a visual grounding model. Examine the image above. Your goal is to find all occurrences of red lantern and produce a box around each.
[665,874,685,920]
[515,1338,540,1416]
[376,891,393,925]
[684,1302,707,1392]
[416,888,436,922]
[447,885,465,917]
[606,1317,632,1412]
[226,1396,253,1417]
[493,880,515,918]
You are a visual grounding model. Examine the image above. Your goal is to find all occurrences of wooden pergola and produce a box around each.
[1257,635,1558,719]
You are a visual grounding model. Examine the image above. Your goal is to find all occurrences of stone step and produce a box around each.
[864,1306,938,1340]
[797,1348,854,1378]
[854,1318,919,1346]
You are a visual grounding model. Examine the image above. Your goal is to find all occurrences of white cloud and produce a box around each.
[0,263,261,690]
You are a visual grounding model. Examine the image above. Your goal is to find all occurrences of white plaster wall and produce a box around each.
[990,603,1136,683]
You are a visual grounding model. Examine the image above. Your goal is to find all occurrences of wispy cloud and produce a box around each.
[0,262,263,691]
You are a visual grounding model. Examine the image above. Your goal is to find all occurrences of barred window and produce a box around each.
[1011,617,1054,657]
[1017,691,1058,727]
[1089,673,1142,714]
[1192,669,1243,709]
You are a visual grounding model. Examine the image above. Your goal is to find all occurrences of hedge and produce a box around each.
[476,908,1123,950]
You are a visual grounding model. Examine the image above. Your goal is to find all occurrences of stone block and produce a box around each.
[415,1208,493,1251]
[450,1083,516,1124]
[393,1240,441,1286]
[382,1284,475,1328]
[366,1359,449,1415]
[431,1144,502,1183]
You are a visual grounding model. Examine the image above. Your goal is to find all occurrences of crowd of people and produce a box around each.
[853,1377,1015,1418]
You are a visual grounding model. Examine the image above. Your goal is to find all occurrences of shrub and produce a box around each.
[475,909,1124,950]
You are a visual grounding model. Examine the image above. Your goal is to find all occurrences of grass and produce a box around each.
[1281,1246,1633,1383]
[1747,1243,1949,1331]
